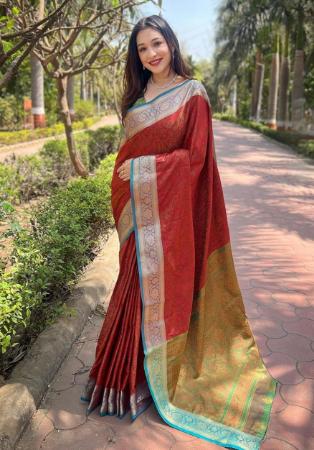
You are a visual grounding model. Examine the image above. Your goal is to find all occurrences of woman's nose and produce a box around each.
[146,47,157,58]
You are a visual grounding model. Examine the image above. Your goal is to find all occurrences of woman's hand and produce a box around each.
[117,158,133,181]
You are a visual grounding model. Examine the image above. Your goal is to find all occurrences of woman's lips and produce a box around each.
[149,58,162,66]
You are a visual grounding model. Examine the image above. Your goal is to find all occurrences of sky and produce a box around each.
[139,0,223,62]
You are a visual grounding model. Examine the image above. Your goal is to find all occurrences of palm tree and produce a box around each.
[278,19,291,130]
[31,0,45,128]
[215,1,268,121]
[291,5,305,131]
[266,32,280,129]
[215,0,314,129]
[250,48,265,122]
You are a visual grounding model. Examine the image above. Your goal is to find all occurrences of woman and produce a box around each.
[81,15,278,450]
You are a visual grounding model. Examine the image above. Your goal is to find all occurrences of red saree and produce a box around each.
[82,79,278,450]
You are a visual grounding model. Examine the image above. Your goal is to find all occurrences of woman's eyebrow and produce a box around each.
[137,37,161,48]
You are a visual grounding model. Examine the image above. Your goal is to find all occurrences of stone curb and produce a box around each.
[0,228,119,450]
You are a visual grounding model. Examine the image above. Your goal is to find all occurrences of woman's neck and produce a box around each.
[151,68,177,85]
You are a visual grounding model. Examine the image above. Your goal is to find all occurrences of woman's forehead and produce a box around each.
[136,28,163,46]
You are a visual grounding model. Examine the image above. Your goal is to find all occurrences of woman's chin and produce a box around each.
[149,65,170,75]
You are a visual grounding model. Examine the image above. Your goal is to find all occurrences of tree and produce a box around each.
[31,0,46,127]
[4,0,161,176]
[214,0,314,129]
[214,1,268,121]
[0,0,71,89]
[266,31,280,128]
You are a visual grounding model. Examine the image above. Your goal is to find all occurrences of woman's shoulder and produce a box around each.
[188,78,211,104]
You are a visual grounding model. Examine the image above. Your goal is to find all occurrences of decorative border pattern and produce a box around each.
[124,79,210,140]
[130,155,166,351]
[117,199,134,248]
[130,156,262,450]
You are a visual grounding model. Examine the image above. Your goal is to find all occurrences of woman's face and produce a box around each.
[136,27,172,75]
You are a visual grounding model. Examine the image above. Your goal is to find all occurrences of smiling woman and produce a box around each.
[119,15,193,119]
[81,14,278,450]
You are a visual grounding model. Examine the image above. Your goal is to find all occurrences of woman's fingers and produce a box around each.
[117,159,132,181]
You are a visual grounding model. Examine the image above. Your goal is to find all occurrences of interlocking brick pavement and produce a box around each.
[16,120,314,450]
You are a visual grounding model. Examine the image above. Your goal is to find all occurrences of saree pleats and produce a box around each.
[81,232,151,418]
[82,78,277,450]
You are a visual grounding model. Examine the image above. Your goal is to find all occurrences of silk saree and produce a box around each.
[81,79,278,450]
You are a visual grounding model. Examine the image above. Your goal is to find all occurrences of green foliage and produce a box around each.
[0,95,20,130]
[87,125,121,169]
[0,116,99,145]
[0,124,121,204]
[1,59,30,126]
[44,78,59,126]
[0,153,116,363]
[298,140,314,157]
[0,164,19,203]
[74,99,95,121]
[304,65,314,109]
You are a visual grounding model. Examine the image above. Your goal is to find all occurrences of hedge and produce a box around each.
[213,113,314,159]
[0,125,121,204]
[0,153,117,374]
[0,116,99,146]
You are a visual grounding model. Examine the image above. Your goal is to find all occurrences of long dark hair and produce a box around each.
[120,15,192,123]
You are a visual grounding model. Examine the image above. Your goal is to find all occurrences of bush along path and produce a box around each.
[0,124,121,205]
[0,114,120,162]
[14,118,314,450]
[0,153,117,378]
[213,113,314,159]
[0,227,119,450]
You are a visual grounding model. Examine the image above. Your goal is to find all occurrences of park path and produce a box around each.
[16,120,314,450]
[0,114,119,162]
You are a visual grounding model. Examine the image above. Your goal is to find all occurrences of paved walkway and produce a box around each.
[0,114,119,162]
[17,120,314,450]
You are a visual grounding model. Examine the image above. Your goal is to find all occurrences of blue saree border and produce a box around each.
[130,157,262,450]
[127,78,193,112]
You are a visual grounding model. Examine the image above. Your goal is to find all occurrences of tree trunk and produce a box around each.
[89,79,94,102]
[266,33,280,129]
[112,64,122,124]
[230,78,237,116]
[291,49,305,131]
[31,54,46,128]
[31,0,45,128]
[97,86,101,115]
[67,75,75,120]
[57,76,88,177]
[278,22,290,130]
[250,49,264,121]
[81,71,87,100]
[291,8,305,132]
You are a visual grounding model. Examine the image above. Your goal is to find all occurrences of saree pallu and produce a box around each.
[82,79,278,450]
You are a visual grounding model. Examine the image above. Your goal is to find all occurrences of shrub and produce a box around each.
[75,133,91,170]
[87,125,121,170]
[73,100,95,121]
[0,164,20,203]
[0,153,117,369]
[0,96,20,131]
[298,140,314,157]
[1,124,121,205]
[0,116,99,146]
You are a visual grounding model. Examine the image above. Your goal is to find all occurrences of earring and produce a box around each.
[143,64,146,70]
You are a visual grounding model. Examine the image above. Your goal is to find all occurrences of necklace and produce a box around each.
[149,73,178,90]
